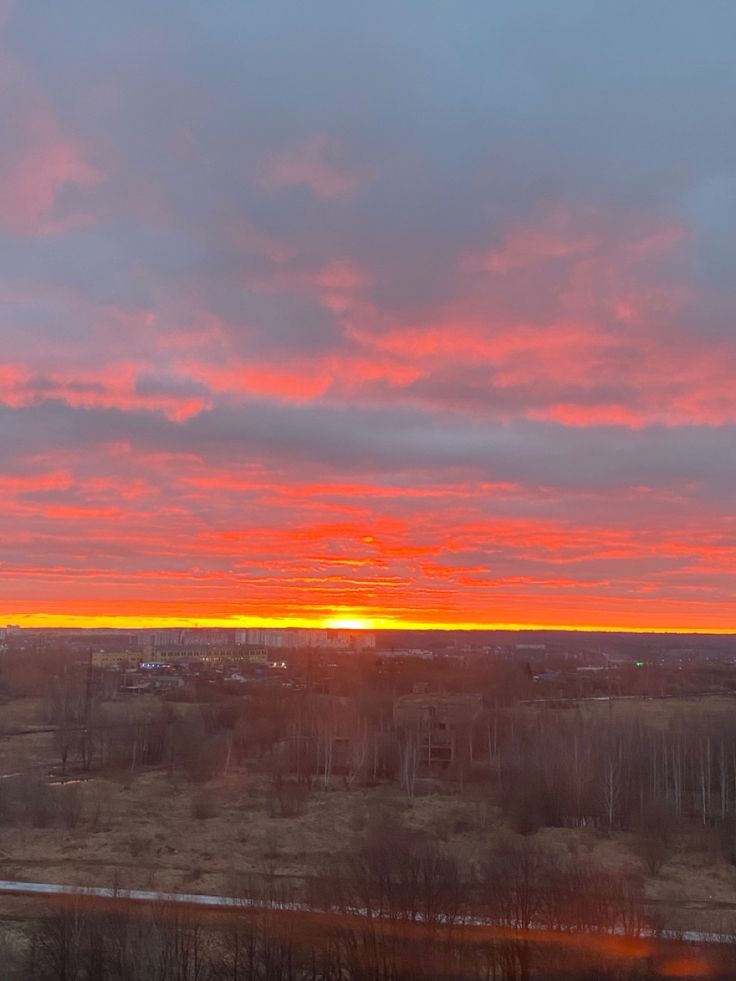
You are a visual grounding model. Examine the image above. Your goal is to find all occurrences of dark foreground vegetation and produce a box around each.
[2,798,735,980]
[9,827,736,981]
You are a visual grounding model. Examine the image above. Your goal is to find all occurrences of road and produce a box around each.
[0,878,732,947]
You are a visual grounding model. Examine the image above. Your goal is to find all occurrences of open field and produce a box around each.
[521,693,736,729]
[0,693,736,936]
[0,687,735,941]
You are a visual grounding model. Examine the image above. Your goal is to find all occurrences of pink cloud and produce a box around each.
[0,47,102,236]
[4,196,729,432]
[0,124,100,235]
[466,206,599,273]
[466,205,685,275]
[180,359,332,402]
[0,360,210,421]
[262,134,370,199]
[323,205,713,426]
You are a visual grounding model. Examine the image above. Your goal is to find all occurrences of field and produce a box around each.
[522,692,736,728]
[0,694,736,936]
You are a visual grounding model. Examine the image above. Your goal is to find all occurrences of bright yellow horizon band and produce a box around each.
[3,612,736,636]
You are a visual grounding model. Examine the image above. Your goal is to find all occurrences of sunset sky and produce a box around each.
[2,2,736,632]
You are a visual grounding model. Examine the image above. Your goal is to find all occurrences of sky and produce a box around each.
[2,1,736,632]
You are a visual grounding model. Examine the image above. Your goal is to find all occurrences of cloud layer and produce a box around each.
[2,1,736,629]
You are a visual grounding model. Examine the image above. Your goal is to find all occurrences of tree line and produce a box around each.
[39,673,736,857]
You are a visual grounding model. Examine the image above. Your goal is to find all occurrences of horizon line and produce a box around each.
[3,614,736,637]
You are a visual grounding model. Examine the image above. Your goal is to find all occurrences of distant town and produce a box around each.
[3,624,736,703]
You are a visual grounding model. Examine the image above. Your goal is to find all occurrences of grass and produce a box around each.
[0,693,735,933]
[523,693,736,731]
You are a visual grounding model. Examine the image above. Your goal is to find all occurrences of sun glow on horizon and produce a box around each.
[323,616,375,631]
[3,610,736,636]
[4,4,736,677]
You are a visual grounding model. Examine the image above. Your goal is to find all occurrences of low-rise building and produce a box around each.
[92,651,140,671]
[393,693,483,768]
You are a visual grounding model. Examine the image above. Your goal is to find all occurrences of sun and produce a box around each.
[324,616,373,631]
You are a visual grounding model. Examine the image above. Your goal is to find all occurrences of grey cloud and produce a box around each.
[1,1,736,533]
[4,0,734,328]
[134,374,210,398]
[4,398,736,499]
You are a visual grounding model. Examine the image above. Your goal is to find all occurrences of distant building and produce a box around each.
[139,646,267,665]
[381,648,433,659]
[243,648,268,664]
[92,651,139,671]
[151,675,185,690]
[236,628,375,651]
[393,694,483,768]
[236,628,285,648]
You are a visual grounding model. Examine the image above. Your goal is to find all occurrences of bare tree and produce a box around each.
[398,725,418,803]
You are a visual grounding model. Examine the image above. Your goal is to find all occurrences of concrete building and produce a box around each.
[92,651,140,671]
[393,693,483,768]
[236,627,375,651]
[235,628,285,648]
[140,646,268,665]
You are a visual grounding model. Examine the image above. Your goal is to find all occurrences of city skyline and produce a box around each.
[3,2,736,633]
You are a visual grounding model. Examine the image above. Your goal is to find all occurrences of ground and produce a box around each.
[0,695,735,935]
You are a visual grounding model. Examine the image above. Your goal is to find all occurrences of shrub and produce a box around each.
[191,789,218,820]
[268,778,307,818]
[348,805,366,833]
[58,784,83,829]
[633,800,673,875]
